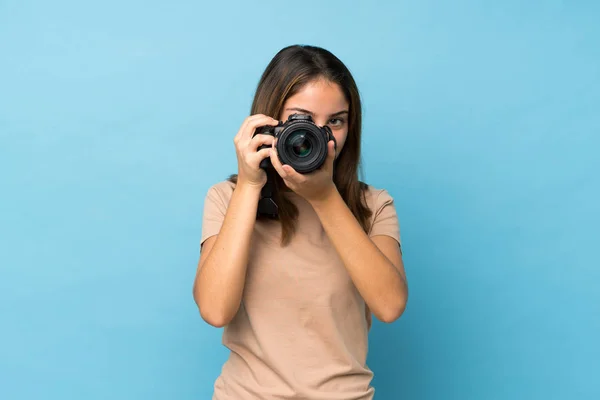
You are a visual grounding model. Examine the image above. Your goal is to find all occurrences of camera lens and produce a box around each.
[285,130,313,158]
[277,121,329,174]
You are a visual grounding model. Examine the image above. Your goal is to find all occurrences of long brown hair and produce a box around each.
[229,44,372,245]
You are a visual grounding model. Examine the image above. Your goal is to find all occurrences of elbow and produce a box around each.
[194,294,234,328]
[199,308,230,328]
[379,304,406,324]
[197,298,233,327]
[193,279,240,327]
[378,294,408,324]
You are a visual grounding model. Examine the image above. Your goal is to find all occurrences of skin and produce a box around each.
[193,79,408,327]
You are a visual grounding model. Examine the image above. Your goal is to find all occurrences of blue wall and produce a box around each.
[1,1,598,399]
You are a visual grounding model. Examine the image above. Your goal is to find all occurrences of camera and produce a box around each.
[255,114,336,174]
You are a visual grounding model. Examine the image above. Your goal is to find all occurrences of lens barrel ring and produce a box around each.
[276,121,329,174]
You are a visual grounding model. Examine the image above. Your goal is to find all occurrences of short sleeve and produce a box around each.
[200,182,232,246]
[368,189,401,246]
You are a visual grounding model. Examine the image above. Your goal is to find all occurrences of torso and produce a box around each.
[213,190,374,400]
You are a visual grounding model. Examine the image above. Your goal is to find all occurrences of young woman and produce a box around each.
[193,44,408,400]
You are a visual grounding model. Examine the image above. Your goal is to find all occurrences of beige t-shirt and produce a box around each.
[200,180,401,400]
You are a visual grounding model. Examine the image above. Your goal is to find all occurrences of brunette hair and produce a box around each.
[229,44,372,245]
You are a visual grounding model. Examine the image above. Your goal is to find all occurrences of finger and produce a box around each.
[281,163,304,184]
[235,114,275,142]
[249,134,275,151]
[271,148,303,183]
[269,148,288,180]
[326,140,336,169]
[242,115,279,141]
[234,115,257,142]
[249,147,273,168]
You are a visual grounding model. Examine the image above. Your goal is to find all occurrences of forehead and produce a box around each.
[284,79,348,113]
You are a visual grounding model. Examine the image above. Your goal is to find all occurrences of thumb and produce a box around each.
[326,140,336,169]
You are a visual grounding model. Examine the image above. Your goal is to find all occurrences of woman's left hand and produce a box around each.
[269,140,337,203]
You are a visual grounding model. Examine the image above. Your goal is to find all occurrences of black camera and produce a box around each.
[255,114,336,174]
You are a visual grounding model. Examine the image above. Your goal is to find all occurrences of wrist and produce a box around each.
[234,181,263,198]
[308,183,339,209]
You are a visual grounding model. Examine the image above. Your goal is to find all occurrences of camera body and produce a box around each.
[255,114,336,174]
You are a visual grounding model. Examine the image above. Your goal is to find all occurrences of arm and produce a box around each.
[267,140,407,323]
[193,183,262,327]
[193,114,279,327]
[310,187,408,323]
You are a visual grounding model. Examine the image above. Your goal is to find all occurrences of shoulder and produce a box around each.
[204,179,236,207]
[208,179,236,195]
[360,182,401,241]
[361,182,396,213]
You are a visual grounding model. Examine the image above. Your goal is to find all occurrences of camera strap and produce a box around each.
[257,169,278,219]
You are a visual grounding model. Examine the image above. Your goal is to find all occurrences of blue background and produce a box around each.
[1,0,598,399]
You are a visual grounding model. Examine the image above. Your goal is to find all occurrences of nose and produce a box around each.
[314,116,328,127]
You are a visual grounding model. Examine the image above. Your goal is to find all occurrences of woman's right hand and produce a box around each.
[234,114,279,188]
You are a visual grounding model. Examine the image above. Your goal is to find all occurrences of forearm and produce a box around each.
[195,183,262,326]
[310,186,407,322]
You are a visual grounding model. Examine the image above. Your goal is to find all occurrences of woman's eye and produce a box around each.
[328,118,344,127]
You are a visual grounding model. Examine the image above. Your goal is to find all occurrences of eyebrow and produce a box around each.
[285,107,349,118]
